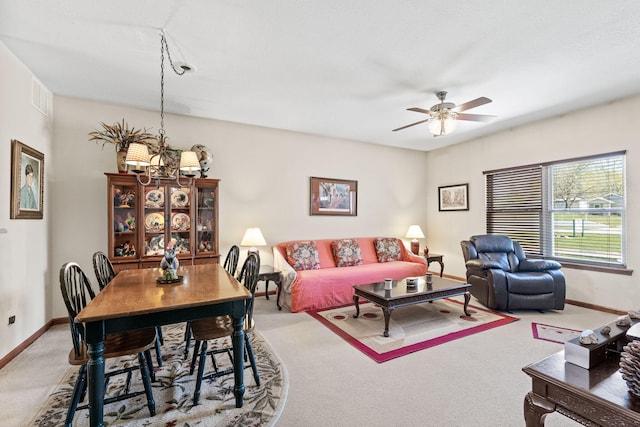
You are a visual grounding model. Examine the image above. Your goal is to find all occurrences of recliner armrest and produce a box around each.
[466,259,504,270]
[518,259,562,272]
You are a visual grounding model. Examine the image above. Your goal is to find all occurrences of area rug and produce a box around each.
[308,298,518,363]
[531,322,581,344]
[29,324,288,427]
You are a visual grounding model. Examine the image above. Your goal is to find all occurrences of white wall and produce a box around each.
[0,41,53,359]
[425,95,640,311]
[50,96,429,319]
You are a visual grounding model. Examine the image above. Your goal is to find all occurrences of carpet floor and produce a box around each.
[28,323,287,427]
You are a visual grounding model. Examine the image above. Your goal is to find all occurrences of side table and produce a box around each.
[259,265,283,310]
[425,253,444,277]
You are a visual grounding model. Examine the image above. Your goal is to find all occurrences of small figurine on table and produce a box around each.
[161,238,179,281]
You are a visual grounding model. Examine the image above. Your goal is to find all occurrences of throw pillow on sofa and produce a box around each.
[331,239,363,267]
[285,241,321,271]
[374,237,402,262]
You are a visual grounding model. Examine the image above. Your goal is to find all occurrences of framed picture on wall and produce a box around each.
[310,176,357,216]
[10,140,44,219]
[438,183,469,211]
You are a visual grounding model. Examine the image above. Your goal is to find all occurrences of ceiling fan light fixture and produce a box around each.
[428,116,457,136]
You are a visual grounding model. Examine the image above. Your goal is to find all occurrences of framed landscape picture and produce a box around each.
[438,183,468,211]
[310,176,357,216]
[10,140,44,219]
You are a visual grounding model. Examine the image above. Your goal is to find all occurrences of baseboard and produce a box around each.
[0,317,67,370]
[565,299,625,315]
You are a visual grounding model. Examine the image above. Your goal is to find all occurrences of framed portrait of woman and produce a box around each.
[10,140,44,219]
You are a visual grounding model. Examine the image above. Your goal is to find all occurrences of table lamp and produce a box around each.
[240,227,267,256]
[405,225,425,255]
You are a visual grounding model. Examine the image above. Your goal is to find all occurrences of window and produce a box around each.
[485,151,626,269]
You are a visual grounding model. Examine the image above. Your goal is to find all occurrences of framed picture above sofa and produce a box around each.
[310,176,357,216]
[438,183,469,211]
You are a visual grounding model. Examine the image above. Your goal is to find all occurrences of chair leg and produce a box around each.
[193,340,208,406]
[183,322,192,360]
[245,334,260,386]
[144,349,156,382]
[65,365,87,427]
[154,336,163,367]
[156,325,164,345]
[137,352,156,416]
[190,340,201,375]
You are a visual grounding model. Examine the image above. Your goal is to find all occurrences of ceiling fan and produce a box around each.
[393,91,495,136]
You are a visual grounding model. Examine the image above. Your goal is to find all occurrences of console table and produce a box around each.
[425,253,444,277]
[522,350,640,426]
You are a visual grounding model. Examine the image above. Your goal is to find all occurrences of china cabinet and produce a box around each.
[106,173,219,271]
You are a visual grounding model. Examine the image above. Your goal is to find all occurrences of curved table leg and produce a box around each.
[438,260,444,277]
[524,392,555,427]
[352,294,360,318]
[463,291,471,316]
[383,308,393,337]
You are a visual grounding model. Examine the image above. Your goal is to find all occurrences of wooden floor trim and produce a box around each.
[0,317,68,370]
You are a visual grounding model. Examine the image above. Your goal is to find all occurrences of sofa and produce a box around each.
[273,237,428,312]
[460,234,566,311]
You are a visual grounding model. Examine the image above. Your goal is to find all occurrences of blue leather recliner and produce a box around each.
[460,234,565,311]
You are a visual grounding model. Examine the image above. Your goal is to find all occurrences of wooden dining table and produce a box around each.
[76,263,251,427]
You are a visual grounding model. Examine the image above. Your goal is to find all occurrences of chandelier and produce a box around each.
[125,30,200,186]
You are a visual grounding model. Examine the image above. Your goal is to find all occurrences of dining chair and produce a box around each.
[59,262,157,426]
[92,251,164,367]
[183,245,241,360]
[92,251,116,291]
[190,252,261,405]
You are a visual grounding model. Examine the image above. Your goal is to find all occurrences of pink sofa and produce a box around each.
[273,237,428,312]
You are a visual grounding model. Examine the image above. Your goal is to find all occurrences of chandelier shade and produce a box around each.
[125,143,151,173]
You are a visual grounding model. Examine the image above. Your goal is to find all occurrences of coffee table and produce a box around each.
[352,276,471,337]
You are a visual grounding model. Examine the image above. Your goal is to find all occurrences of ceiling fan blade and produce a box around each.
[407,107,432,115]
[392,118,430,132]
[456,113,496,122]
[453,97,492,112]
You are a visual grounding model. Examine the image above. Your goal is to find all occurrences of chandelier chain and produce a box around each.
[159,32,187,140]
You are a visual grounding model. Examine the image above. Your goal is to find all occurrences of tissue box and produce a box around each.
[564,324,628,369]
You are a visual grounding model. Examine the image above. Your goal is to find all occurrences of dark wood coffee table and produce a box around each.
[352,276,471,337]
[523,350,640,426]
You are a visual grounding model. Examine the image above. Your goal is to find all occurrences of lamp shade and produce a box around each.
[179,151,201,177]
[240,227,267,247]
[405,225,425,239]
[125,143,151,173]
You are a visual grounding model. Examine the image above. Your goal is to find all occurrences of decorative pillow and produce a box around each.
[331,239,363,267]
[374,237,402,262]
[285,241,321,271]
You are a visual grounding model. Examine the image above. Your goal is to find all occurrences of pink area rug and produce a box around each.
[531,322,581,344]
[308,298,518,363]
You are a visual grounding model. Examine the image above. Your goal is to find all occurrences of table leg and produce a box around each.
[264,280,270,300]
[463,291,471,316]
[523,392,555,426]
[438,260,444,277]
[231,311,245,408]
[382,308,393,337]
[352,293,360,318]
[276,280,282,311]
[86,321,106,427]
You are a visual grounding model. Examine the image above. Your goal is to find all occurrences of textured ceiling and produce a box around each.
[2,1,640,151]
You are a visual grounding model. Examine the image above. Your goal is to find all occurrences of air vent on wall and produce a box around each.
[31,76,49,116]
